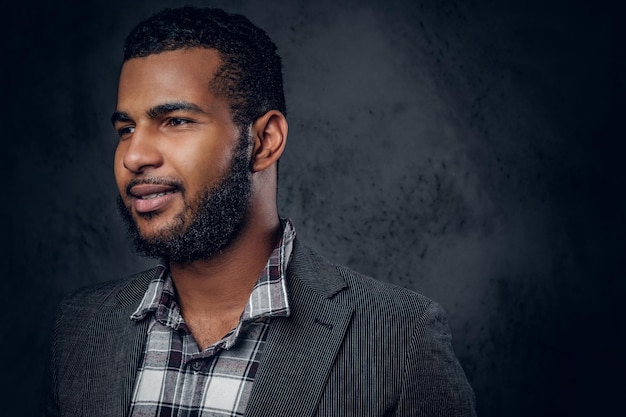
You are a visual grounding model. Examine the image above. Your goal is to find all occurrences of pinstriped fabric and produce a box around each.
[82,271,156,415]
[45,239,475,417]
[45,270,156,417]
[245,278,353,417]
[247,242,476,417]
[315,269,406,416]
[83,275,154,417]
[315,269,476,416]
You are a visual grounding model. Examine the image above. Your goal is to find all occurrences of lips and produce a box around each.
[128,183,179,214]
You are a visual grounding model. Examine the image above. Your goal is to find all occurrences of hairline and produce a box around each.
[122,46,249,130]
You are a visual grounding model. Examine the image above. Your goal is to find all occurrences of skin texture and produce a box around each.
[113,48,288,348]
[114,48,241,241]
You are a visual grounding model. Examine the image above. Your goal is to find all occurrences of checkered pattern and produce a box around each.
[127,220,295,417]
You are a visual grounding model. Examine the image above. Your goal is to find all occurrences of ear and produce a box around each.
[251,110,288,173]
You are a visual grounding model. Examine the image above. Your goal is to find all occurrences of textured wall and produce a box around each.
[2,0,623,416]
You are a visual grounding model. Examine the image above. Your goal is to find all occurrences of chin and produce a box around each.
[139,219,185,241]
[130,207,186,237]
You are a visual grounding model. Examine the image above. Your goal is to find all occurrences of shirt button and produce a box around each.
[191,360,202,371]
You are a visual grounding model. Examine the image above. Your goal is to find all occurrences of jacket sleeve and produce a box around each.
[395,301,477,416]
[42,297,67,417]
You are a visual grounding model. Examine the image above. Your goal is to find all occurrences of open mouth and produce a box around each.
[139,191,176,200]
[128,183,180,214]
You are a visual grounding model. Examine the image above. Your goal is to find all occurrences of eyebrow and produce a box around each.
[110,101,205,126]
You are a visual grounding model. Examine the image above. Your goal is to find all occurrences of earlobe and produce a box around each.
[251,110,288,172]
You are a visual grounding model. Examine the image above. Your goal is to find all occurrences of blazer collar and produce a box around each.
[245,239,354,417]
[79,268,156,417]
[79,240,352,417]
[284,238,349,298]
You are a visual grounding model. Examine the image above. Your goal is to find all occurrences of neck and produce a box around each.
[169,211,281,317]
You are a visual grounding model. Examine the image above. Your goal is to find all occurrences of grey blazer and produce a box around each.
[44,239,476,416]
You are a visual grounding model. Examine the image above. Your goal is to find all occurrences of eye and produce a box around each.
[116,125,135,139]
[166,118,193,127]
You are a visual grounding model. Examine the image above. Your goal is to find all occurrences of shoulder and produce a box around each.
[289,239,439,320]
[336,263,434,311]
[54,267,158,327]
[292,242,477,414]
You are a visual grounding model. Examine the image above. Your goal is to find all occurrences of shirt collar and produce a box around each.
[130,219,296,333]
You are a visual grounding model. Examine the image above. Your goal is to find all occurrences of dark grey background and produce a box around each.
[2,0,623,416]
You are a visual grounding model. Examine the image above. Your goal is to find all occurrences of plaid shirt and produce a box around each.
[128,220,295,417]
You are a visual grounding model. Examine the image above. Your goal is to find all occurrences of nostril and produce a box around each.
[121,136,163,173]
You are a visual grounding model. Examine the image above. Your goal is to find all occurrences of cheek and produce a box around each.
[176,143,234,188]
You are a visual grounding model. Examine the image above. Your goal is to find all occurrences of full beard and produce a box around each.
[117,133,253,263]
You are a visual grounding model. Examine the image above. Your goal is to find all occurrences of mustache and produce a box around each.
[124,177,185,197]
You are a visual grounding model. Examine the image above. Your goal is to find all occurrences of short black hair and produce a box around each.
[123,6,286,128]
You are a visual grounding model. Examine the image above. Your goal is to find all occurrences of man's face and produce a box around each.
[113,48,252,262]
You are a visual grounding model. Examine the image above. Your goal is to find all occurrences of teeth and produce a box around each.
[141,192,167,200]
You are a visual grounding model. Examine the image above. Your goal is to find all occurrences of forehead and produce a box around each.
[117,48,222,108]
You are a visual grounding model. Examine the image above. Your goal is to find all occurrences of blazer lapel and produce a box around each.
[81,270,155,417]
[245,241,354,417]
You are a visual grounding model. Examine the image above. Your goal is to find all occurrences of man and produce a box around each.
[45,6,476,417]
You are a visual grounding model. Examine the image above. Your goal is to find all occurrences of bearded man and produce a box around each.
[44,6,476,417]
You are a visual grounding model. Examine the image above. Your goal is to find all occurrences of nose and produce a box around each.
[119,126,164,174]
